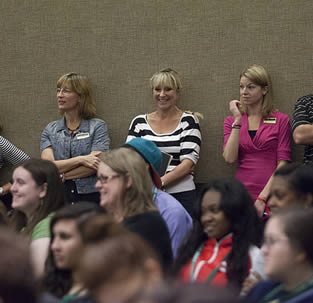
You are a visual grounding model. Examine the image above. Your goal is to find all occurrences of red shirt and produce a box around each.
[180,235,232,287]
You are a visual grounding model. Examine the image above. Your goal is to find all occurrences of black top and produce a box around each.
[248,130,257,141]
[123,211,173,271]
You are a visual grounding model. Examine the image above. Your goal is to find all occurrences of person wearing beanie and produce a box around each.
[124,138,192,257]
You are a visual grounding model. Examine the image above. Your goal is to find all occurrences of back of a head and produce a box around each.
[79,232,162,302]
[79,213,126,244]
[0,227,38,303]
[138,282,239,303]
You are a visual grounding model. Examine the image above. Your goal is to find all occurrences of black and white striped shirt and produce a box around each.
[0,136,30,169]
[127,112,201,193]
[292,94,313,165]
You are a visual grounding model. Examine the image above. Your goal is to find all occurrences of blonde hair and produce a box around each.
[240,64,274,117]
[99,148,157,218]
[150,68,182,91]
[150,68,203,120]
[57,72,96,119]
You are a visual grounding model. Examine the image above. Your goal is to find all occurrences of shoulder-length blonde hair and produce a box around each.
[240,64,274,117]
[99,148,157,218]
[57,72,96,120]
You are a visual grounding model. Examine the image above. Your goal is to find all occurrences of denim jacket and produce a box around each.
[40,117,110,194]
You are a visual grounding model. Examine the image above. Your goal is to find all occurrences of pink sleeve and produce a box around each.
[223,116,234,151]
[277,113,291,161]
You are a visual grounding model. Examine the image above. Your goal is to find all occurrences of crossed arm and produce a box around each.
[41,148,101,180]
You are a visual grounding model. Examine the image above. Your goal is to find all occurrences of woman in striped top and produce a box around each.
[0,122,30,202]
[127,68,201,216]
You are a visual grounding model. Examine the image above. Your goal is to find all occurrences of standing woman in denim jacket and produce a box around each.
[40,72,110,204]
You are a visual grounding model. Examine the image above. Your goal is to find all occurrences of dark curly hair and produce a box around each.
[274,162,313,200]
[173,177,263,291]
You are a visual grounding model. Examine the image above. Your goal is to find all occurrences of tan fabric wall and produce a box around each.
[0,0,312,183]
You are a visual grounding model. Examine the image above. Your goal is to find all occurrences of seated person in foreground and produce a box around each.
[124,137,192,257]
[174,177,264,295]
[244,207,313,303]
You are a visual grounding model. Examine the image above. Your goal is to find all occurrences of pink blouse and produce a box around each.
[223,111,291,201]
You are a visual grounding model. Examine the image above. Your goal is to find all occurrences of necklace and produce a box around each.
[67,123,80,136]
[67,124,80,132]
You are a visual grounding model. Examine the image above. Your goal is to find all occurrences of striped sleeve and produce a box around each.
[179,114,201,164]
[291,95,313,131]
[0,136,30,165]
[126,115,148,142]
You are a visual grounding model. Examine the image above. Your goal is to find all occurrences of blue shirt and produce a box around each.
[40,117,110,194]
[154,187,193,257]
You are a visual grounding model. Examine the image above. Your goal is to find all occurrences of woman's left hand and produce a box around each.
[254,199,266,218]
[80,154,101,170]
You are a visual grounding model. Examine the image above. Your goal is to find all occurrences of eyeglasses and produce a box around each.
[96,174,121,184]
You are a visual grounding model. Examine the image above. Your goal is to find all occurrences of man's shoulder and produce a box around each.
[296,94,313,106]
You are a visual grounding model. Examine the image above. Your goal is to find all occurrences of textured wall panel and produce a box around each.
[0,0,312,183]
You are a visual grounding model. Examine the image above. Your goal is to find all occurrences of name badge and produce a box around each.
[263,118,276,124]
[76,132,90,140]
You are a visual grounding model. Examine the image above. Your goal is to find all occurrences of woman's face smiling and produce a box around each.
[95,162,129,220]
[240,76,267,107]
[200,190,231,241]
[11,167,47,218]
[153,85,178,111]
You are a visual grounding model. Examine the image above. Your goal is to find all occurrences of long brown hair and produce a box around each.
[10,159,65,236]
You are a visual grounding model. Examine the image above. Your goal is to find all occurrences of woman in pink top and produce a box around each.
[223,64,291,217]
